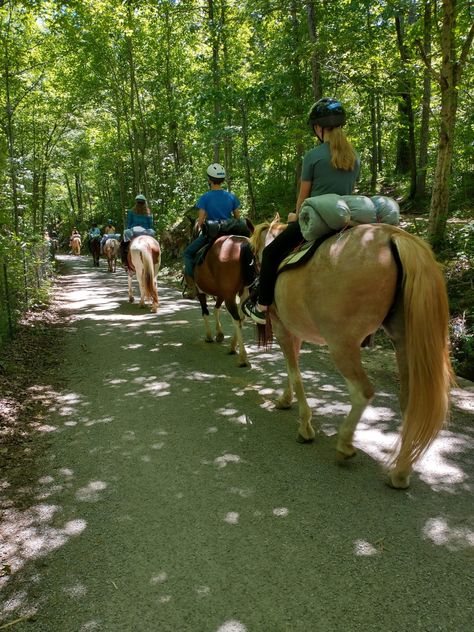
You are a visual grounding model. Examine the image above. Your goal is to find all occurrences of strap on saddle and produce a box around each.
[202,218,250,240]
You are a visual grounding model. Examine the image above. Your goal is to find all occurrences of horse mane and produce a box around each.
[249,214,287,254]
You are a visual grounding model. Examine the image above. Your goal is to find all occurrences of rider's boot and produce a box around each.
[183,275,198,299]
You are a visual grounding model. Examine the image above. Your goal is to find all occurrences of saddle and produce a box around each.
[201,218,251,240]
[277,230,339,274]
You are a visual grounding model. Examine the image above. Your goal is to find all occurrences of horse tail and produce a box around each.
[141,247,156,300]
[390,230,454,472]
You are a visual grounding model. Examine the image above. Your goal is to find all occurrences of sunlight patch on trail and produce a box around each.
[216,621,248,632]
[423,517,474,551]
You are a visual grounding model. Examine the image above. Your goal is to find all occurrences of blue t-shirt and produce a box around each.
[196,189,240,221]
[126,210,154,229]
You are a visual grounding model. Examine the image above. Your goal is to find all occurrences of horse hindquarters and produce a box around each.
[385,232,453,488]
[130,238,160,312]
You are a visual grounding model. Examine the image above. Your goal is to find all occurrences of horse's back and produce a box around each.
[275,224,400,344]
[129,235,161,269]
[195,235,250,298]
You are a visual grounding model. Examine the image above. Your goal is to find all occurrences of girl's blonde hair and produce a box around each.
[324,126,357,171]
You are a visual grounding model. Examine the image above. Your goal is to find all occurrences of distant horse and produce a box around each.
[104,238,120,273]
[71,237,81,255]
[192,235,256,367]
[127,235,161,312]
[250,218,453,489]
[89,236,101,267]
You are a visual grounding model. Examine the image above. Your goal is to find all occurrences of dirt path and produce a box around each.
[1,255,473,632]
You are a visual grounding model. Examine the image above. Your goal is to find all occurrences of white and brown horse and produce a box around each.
[71,236,81,255]
[193,235,256,367]
[127,235,161,313]
[250,218,453,489]
[103,238,120,273]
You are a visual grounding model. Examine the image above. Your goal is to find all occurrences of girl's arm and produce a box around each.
[295,180,312,215]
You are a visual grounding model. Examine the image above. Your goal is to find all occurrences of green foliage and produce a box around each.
[0,232,54,345]
[0,0,473,375]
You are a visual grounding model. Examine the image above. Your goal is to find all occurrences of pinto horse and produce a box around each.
[104,238,120,273]
[250,218,453,489]
[89,236,101,267]
[127,235,161,312]
[71,236,81,255]
[192,235,256,367]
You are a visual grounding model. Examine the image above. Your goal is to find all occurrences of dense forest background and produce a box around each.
[0,0,473,375]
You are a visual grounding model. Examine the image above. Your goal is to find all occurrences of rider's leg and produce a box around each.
[243,222,304,323]
[183,235,207,298]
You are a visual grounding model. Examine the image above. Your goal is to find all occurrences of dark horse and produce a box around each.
[192,235,256,367]
[88,236,101,267]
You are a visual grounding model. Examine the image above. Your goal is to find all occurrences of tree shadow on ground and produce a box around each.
[1,255,473,632]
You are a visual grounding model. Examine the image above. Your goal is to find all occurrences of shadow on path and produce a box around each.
[1,255,473,632]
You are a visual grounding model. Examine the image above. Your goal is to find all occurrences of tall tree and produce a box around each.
[426,0,474,249]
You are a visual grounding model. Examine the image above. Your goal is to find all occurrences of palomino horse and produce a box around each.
[71,236,81,255]
[89,236,101,267]
[192,235,256,367]
[250,218,453,489]
[104,238,120,273]
[127,235,161,313]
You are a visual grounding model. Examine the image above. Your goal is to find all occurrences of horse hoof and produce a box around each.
[297,433,314,444]
[238,361,250,368]
[387,473,410,489]
[336,449,357,462]
[275,400,292,410]
[129,297,135,303]
[205,337,214,344]
[215,333,224,343]
[228,349,236,355]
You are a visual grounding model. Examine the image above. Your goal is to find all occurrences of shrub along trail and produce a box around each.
[1,255,473,632]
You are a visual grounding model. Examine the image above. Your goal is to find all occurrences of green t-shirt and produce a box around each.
[301,142,360,197]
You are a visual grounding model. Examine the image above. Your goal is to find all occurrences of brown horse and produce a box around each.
[89,236,101,267]
[193,235,256,367]
[71,236,81,255]
[104,238,120,273]
[127,235,161,312]
[250,219,454,489]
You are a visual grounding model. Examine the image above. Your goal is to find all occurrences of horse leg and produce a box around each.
[272,317,314,442]
[328,343,374,460]
[225,298,249,367]
[128,270,134,303]
[384,306,412,489]
[214,298,225,343]
[198,294,213,342]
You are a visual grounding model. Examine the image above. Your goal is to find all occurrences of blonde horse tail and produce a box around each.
[391,231,454,474]
[141,248,156,300]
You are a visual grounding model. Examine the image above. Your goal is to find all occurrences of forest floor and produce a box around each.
[0,254,473,631]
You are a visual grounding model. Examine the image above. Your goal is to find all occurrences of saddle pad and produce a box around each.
[277,231,337,274]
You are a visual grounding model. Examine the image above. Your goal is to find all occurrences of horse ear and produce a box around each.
[245,218,255,235]
[270,213,281,230]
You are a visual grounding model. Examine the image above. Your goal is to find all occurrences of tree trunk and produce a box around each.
[428,0,474,249]
[369,90,378,193]
[240,99,257,218]
[305,1,322,100]
[395,14,417,198]
[65,173,75,214]
[208,0,221,162]
[75,172,83,222]
[3,42,20,233]
[415,0,432,202]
